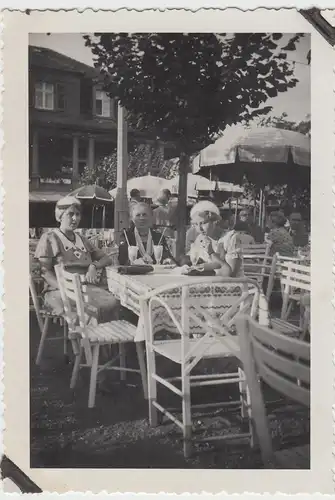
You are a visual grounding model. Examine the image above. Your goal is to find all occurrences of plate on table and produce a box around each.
[117,265,154,275]
[152,264,177,274]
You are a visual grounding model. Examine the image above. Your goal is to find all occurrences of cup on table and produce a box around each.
[153,245,163,264]
[128,245,138,264]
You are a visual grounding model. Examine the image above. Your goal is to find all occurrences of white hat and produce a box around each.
[190,200,220,221]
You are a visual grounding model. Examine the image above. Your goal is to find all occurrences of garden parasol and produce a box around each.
[192,125,310,188]
[70,184,113,228]
[109,175,167,200]
[164,172,242,198]
[193,125,310,227]
[70,184,113,202]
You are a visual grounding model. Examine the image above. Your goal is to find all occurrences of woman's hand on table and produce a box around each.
[162,258,174,266]
[142,253,154,264]
[85,263,98,284]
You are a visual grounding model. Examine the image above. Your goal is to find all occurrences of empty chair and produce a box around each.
[280,261,311,324]
[141,276,267,458]
[55,264,147,408]
[242,243,276,300]
[236,315,310,468]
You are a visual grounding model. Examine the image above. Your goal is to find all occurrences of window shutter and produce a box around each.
[56,83,66,110]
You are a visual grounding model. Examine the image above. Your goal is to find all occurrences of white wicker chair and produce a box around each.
[236,315,310,468]
[141,276,267,458]
[55,264,147,408]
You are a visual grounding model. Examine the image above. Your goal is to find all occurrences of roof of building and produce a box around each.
[29,45,98,78]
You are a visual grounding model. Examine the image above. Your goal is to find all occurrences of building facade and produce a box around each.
[29,45,118,192]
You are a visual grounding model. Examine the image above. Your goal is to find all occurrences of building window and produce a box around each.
[35,82,54,110]
[34,82,66,111]
[95,90,113,117]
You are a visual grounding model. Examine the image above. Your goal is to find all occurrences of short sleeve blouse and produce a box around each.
[35,229,95,274]
[217,230,244,277]
[267,227,295,256]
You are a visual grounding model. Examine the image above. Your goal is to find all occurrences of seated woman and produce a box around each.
[118,202,176,265]
[181,201,243,277]
[35,196,119,323]
[185,203,225,253]
[266,211,295,257]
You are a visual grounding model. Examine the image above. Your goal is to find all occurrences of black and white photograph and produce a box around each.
[28,29,311,470]
[3,7,334,495]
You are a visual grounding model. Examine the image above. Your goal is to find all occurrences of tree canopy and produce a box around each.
[80,143,178,190]
[84,32,305,254]
[257,112,311,136]
[85,33,304,156]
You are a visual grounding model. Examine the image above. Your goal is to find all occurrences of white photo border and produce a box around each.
[2,8,334,494]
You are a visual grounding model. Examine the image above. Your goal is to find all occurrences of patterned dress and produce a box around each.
[189,230,244,277]
[267,227,295,257]
[34,229,119,323]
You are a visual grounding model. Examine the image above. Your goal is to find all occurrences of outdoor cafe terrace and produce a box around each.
[29,212,311,469]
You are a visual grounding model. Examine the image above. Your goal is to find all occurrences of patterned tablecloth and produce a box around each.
[106,268,270,342]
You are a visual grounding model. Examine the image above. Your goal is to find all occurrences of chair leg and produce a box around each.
[245,383,255,448]
[88,344,100,408]
[63,322,70,364]
[70,346,82,389]
[238,367,248,419]
[285,300,294,321]
[135,341,148,400]
[146,342,158,426]
[36,316,50,366]
[119,343,126,381]
[182,366,192,459]
[281,292,290,320]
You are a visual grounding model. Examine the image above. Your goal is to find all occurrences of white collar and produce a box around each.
[54,228,86,253]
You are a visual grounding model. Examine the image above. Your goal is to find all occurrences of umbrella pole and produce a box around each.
[114,102,129,244]
[102,205,106,230]
[234,198,239,225]
[261,191,266,230]
[91,205,94,228]
[258,189,263,227]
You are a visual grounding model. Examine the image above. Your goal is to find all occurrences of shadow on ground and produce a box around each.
[30,313,309,469]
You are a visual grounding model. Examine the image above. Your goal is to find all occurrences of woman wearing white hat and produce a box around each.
[34,195,119,322]
[182,200,243,277]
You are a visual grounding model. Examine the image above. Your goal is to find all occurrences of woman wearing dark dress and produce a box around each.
[119,202,176,266]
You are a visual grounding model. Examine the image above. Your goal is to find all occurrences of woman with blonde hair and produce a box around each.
[35,195,119,322]
[182,200,243,277]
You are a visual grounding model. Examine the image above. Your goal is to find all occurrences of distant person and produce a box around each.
[129,188,141,207]
[153,189,175,238]
[266,211,295,256]
[233,221,256,247]
[238,209,264,243]
[288,212,309,248]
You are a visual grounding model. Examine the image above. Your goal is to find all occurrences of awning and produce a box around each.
[29,191,68,203]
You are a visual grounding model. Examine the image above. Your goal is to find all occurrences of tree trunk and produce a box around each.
[175,153,190,259]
